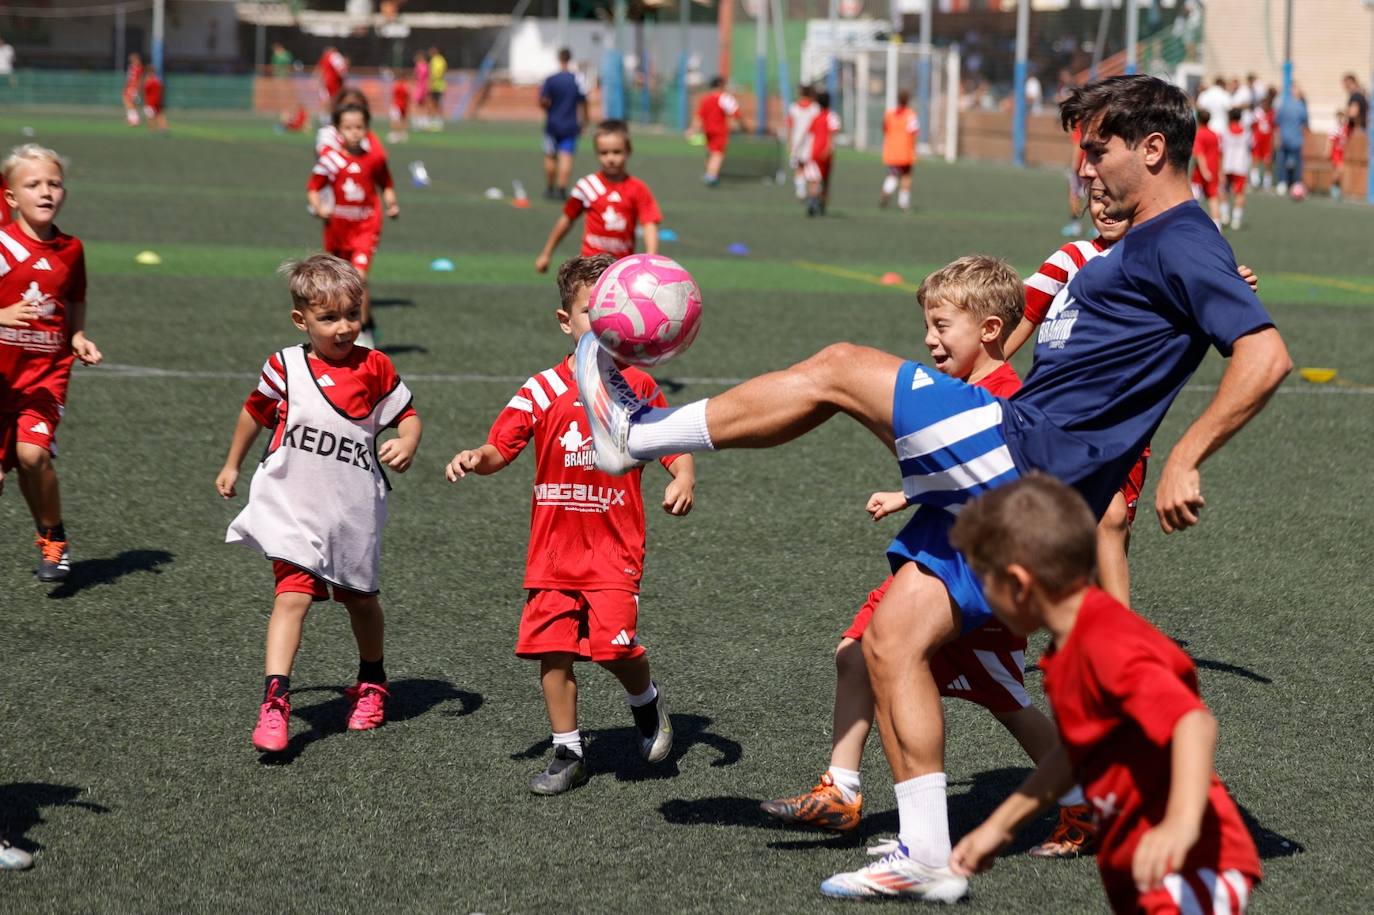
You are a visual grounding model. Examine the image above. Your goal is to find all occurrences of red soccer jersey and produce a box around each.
[125,60,143,94]
[244,345,416,450]
[1024,238,1108,325]
[486,358,680,591]
[0,222,87,397]
[563,172,661,258]
[309,144,394,227]
[1251,107,1274,159]
[808,110,841,163]
[319,50,347,96]
[1192,125,1221,180]
[1039,588,1261,913]
[697,90,739,136]
[391,81,409,114]
[142,74,164,111]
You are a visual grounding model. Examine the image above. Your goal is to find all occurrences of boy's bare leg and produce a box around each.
[1095,492,1132,604]
[598,654,651,695]
[543,153,556,190]
[343,594,384,663]
[831,638,875,771]
[705,151,725,179]
[556,151,574,190]
[264,592,313,677]
[702,344,902,451]
[540,653,579,733]
[992,706,1060,763]
[15,442,61,528]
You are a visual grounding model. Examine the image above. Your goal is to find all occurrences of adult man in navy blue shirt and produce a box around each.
[574,74,1292,901]
[540,48,587,200]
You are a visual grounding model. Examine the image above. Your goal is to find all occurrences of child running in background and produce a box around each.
[445,254,695,794]
[0,145,103,582]
[388,71,409,144]
[216,255,421,754]
[802,91,841,217]
[1250,90,1276,190]
[1191,109,1223,229]
[950,474,1262,914]
[1220,108,1251,228]
[123,52,143,125]
[534,120,661,273]
[879,89,919,212]
[690,76,744,187]
[142,69,167,133]
[1326,110,1349,200]
[786,84,819,201]
[762,256,1095,859]
[307,102,399,350]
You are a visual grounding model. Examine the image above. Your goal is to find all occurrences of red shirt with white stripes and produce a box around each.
[697,90,739,136]
[308,144,394,227]
[1040,588,1261,912]
[562,172,661,258]
[0,222,87,396]
[244,346,416,449]
[486,358,679,591]
[1023,237,1108,325]
[807,110,841,163]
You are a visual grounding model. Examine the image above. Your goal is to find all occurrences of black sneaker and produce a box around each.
[35,535,70,582]
[529,745,588,795]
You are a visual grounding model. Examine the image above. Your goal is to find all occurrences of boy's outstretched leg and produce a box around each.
[256,590,312,752]
[343,594,388,731]
[574,335,901,475]
[761,636,870,832]
[532,653,588,795]
[992,705,1097,858]
[820,562,968,903]
[600,655,672,763]
[16,442,68,581]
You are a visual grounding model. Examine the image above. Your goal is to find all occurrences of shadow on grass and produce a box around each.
[1237,801,1304,859]
[378,343,429,357]
[1174,640,1274,684]
[258,677,482,766]
[46,548,174,599]
[0,782,110,853]
[512,713,742,783]
[371,297,415,308]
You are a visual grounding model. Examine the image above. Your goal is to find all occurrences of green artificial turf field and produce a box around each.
[0,110,1370,913]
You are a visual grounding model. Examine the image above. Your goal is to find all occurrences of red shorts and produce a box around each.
[705,131,729,154]
[517,588,645,662]
[1226,173,1246,194]
[0,385,63,472]
[1191,169,1219,199]
[323,221,379,274]
[802,158,833,184]
[1134,869,1254,915]
[1118,449,1150,526]
[886,164,913,177]
[272,560,367,603]
[843,578,1030,713]
[1252,137,1273,161]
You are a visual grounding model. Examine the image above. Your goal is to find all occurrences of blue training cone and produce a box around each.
[430,258,455,272]
[659,228,679,242]
[727,242,749,256]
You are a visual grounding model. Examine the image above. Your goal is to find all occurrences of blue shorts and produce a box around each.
[887,361,1021,632]
[543,132,578,156]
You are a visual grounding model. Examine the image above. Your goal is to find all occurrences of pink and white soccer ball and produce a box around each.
[588,254,703,367]
[1289,181,1307,201]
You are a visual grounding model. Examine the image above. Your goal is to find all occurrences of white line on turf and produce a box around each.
[87,363,1374,395]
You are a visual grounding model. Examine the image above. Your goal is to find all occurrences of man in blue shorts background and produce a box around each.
[540,49,588,200]
[574,73,1293,902]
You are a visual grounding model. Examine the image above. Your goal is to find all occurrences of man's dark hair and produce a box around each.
[558,48,572,65]
[1196,108,1210,126]
[799,83,815,100]
[1059,75,1196,171]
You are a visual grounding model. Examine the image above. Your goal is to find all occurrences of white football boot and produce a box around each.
[819,843,968,903]
[573,332,648,476]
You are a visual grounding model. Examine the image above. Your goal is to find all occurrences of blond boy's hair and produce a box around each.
[556,254,615,310]
[3,144,66,183]
[278,254,365,312]
[917,255,1025,342]
[949,472,1098,596]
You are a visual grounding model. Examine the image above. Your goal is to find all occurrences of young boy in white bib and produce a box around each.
[216,255,422,754]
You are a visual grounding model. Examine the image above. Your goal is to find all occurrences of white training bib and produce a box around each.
[226,344,412,594]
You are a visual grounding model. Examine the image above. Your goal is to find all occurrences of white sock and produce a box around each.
[794,174,806,199]
[898,189,911,210]
[626,398,714,459]
[1058,785,1085,807]
[882,174,899,195]
[626,682,658,707]
[895,772,950,868]
[827,766,862,803]
[552,728,583,758]
[1231,207,1243,227]
[1220,202,1231,223]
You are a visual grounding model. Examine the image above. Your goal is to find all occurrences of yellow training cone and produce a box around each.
[135,251,162,266]
[1299,367,1336,384]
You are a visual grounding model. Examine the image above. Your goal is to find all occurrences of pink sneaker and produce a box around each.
[345,681,389,731]
[252,689,291,753]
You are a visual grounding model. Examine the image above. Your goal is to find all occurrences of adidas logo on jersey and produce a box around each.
[318,374,335,387]
[346,162,362,174]
[610,629,637,647]
[33,257,51,271]
[911,367,934,390]
[945,676,971,692]
[607,191,622,203]
[29,421,49,435]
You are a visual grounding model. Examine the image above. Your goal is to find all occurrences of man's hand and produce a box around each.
[1237,264,1258,292]
[1155,460,1204,533]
